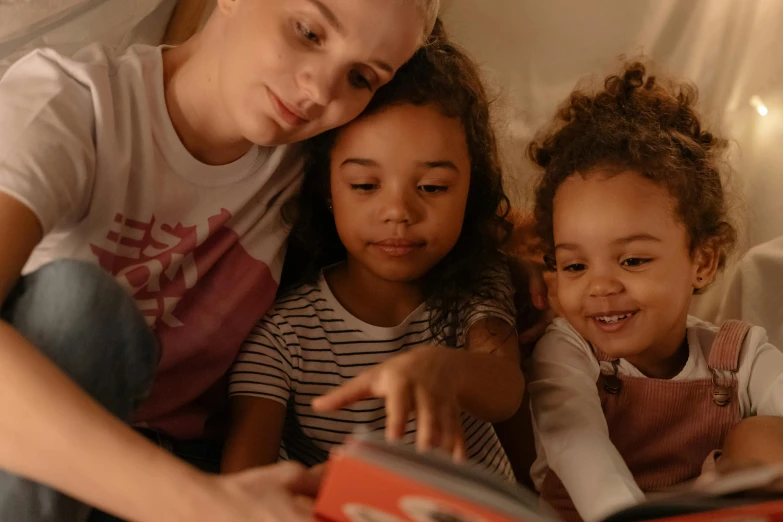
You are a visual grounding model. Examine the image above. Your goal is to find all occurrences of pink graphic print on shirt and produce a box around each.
[90,209,278,438]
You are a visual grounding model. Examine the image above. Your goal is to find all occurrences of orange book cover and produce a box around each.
[315,436,554,522]
[315,434,783,522]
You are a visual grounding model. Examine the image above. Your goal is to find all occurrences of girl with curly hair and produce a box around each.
[527,62,783,521]
[221,23,525,480]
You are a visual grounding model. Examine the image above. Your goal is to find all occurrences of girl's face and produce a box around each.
[216,0,423,146]
[552,170,716,377]
[329,103,471,284]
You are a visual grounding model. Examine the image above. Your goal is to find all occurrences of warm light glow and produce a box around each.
[750,95,768,117]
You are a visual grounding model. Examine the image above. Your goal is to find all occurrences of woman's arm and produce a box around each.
[0,46,318,518]
[0,194,318,522]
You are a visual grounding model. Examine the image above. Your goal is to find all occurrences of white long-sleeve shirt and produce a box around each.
[528,316,783,522]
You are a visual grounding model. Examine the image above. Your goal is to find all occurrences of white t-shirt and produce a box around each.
[229,269,517,480]
[0,44,303,439]
[528,316,783,522]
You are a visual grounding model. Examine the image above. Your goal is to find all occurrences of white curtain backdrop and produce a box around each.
[0,0,176,74]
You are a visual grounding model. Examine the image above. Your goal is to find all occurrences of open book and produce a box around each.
[315,433,783,522]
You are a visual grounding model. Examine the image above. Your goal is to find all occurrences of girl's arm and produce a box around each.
[224,313,299,471]
[314,265,525,457]
[456,315,524,421]
[454,261,527,420]
[529,324,643,522]
[311,320,523,460]
[223,396,286,472]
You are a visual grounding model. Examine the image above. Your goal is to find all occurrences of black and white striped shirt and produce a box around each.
[230,270,517,480]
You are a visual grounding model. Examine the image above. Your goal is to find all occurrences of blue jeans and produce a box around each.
[0,260,222,522]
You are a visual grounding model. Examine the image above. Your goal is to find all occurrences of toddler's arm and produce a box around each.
[529,326,644,521]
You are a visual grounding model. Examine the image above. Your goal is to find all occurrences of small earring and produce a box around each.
[698,277,703,281]
[327,203,333,212]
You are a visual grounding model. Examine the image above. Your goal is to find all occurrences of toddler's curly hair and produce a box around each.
[529,61,736,279]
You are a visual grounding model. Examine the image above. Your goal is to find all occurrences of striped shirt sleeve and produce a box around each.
[459,261,517,339]
[229,313,297,406]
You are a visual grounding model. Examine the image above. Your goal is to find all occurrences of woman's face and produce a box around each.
[216,0,424,146]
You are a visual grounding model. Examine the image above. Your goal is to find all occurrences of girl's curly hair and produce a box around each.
[281,20,513,340]
[529,61,737,285]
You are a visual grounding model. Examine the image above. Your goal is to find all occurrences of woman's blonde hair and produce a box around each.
[414,0,440,43]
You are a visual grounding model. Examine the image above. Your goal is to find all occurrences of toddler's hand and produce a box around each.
[312,345,465,461]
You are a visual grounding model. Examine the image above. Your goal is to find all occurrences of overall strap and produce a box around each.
[707,319,752,372]
[707,319,752,407]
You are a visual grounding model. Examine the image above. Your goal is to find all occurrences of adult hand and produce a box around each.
[197,462,322,522]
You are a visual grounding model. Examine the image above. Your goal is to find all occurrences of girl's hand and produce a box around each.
[311,345,465,461]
